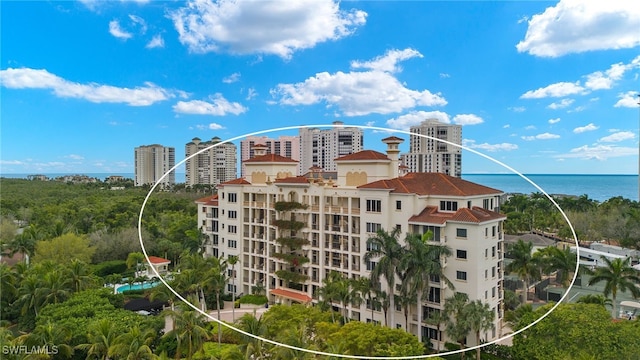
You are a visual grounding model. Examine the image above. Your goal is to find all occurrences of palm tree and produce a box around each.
[587,256,640,318]
[67,259,95,293]
[126,252,146,277]
[425,309,447,352]
[576,294,613,308]
[110,325,156,360]
[464,300,495,360]
[75,319,118,360]
[17,273,43,317]
[164,308,209,360]
[504,303,533,332]
[444,292,471,360]
[40,270,72,306]
[534,246,577,287]
[364,227,403,327]
[15,320,74,358]
[400,232,453,338]
[202,259,228,345]
[351,276,376,323]
[505,239,541,303]
[9,232,36,266]
[227,255,239,322]
[236,313,269,359]
[316,271,343,322]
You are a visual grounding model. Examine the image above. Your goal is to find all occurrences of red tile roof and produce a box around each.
[335,150,389,161]
[244,154,298,163]
[147,256,171,264]
[358,172,502,196]
[270,288,312,303]
[274,176,311,184]
[409,205,506,225]
[408,206,449,225]
[219,178,252,186]
[195,194,218,205]
[382,136,404,142]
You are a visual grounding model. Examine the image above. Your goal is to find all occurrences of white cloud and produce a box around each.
[173,94,247,116]
[547,98,574,109]
[452,114,483,126]
[196,123,226,130]
[521,82,585,99]
[521,133,560,141]
[525,125,536,130]
[503,124,510,128]
[548,118,561,124]
[463,139,518,152]
[223,72,241,84]
[170,0,367,59]
[0,67,175,106]
[146,34,165,49]
[386,111,450,130]
[516,0,640,57]
[245,88,257,100]
[614,91,640,108]
[439,73,450,78]
[508,106,526,112]
[66,154,84,160]
[598,131,635,143]
[350,48,422,73]
[555,144,637,160]
[109,20,132,39]
[272,69,446,116]
[573,123,599,133]
[128,14,147,34]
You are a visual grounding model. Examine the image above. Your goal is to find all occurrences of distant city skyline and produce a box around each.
[1,1,639,175]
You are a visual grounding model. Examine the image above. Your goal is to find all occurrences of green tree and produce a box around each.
[202,257,228,345]
[8,232,37,266]
[164,308,209,360]
[325,321,424,356]
[75,318,119,360]
[587,256,640,318]
[444,292,471,360]
[505,239,541,303]
[67,259,96,293]
[227,255,239,322]
[425,308,447,352]
[533,246,577,287]
[110,325,157,360]
[464,300,495,360]
[15,320,74,359]
[364,227,403,327]
[33,233,96,265]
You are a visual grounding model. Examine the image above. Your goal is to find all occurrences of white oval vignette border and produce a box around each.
[138,124,580,359]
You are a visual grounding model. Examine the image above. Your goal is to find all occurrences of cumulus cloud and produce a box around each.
[170,0,366,59]
[0,67,175,106]
[521,133,560,141]
[462,139,518,152]
[547,98,574,109]
[521,82,585,99]
[195,123,226,130]
[109,20,132,39]
[573,123,599,133]
[452,114,483,125]
[508,106,526,112]
[350,48,422,73]
[272,69,446,116]
[555,144,637,160]
[548,118,561,124]
[598,131,635,142]
[440,73,450,78]
[517,0,640,57]
[146,34,165,49]
[386,111,451,130]
[614,91,640,108]
[223,72,241,84]
[173,94,247,116]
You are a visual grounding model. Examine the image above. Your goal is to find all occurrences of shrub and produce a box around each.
[238,294,268,305]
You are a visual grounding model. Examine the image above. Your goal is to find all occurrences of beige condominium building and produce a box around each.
[239,135,300,177]
[134,144,175,187]
[196,136,505,348]
[298,121,363,175]
[402,118,462,177]
[185,137,237,187]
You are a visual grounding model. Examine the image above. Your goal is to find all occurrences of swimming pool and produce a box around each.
[116,282,161,293]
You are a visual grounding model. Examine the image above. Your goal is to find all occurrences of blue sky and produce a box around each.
[1,0,639,176]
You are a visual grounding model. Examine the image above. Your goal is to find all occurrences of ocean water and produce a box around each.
[462,174,638,202]
[2,173,637,202]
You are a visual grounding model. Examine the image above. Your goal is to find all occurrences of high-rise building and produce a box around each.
[185,137,237,186]
[196,136,505,349]
[402,119,462,177]
[240,136,300,177]
[298,121,363,175]
[134,144,175,187]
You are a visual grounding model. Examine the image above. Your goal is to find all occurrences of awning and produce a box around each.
[270,288,312,303]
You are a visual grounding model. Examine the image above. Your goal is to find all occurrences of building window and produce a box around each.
[492,246,496,258]
[366,200,382,213]
[427,287,441,303]
[228,225,237,234]
[396,200,402,210]
[228,240,237,248]
[439,201,458,212]
[395,224,401,232]
[492,266,496,278]
[456,271,467,281]
[229,210,237,219]
[366,222,382,233]
[456,228,467,238]
[492,287,496,298]
[456,249,467,259]
[228,193,237,203]
[492,226,496,237]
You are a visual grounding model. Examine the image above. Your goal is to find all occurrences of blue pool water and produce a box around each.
[116,282,160,293]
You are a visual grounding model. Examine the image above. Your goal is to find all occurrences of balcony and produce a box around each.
[206,213,214,218]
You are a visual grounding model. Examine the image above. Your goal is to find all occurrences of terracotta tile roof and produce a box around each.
[382,136,404,142]
[408,206,449,225]
[409,205,506,225]
[358,172,502,196]
[270,288,312,303]
[219,178,252,186]
[274,176,311,184]
[195,194,218,205]
[335,150,389,161]
[244,154,298,163]
[308,165,323,171]
[147,256,171,264]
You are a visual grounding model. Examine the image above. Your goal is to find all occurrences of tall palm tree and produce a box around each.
[164,308,209,360]
[66,259,96,293]
[9,232,36,266]
[40,270,72,306]
[576,294,613,308]
[75,318,118,360]
[202,259,228,345]
[533,246,577,287]
[15,320,74,359]
[126,252,146,277]
[444,292,471,360]
[587,256,640,318]
[236,313,269,359]
[505,239,541,303]
[110,325,156,360]
[425,309,447,352]
[316,271,343,322]
[17,273,43,317]
[364,227,403,327]
[464,300,495,360]
[400,232,453,338]
[227,255,239,322]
